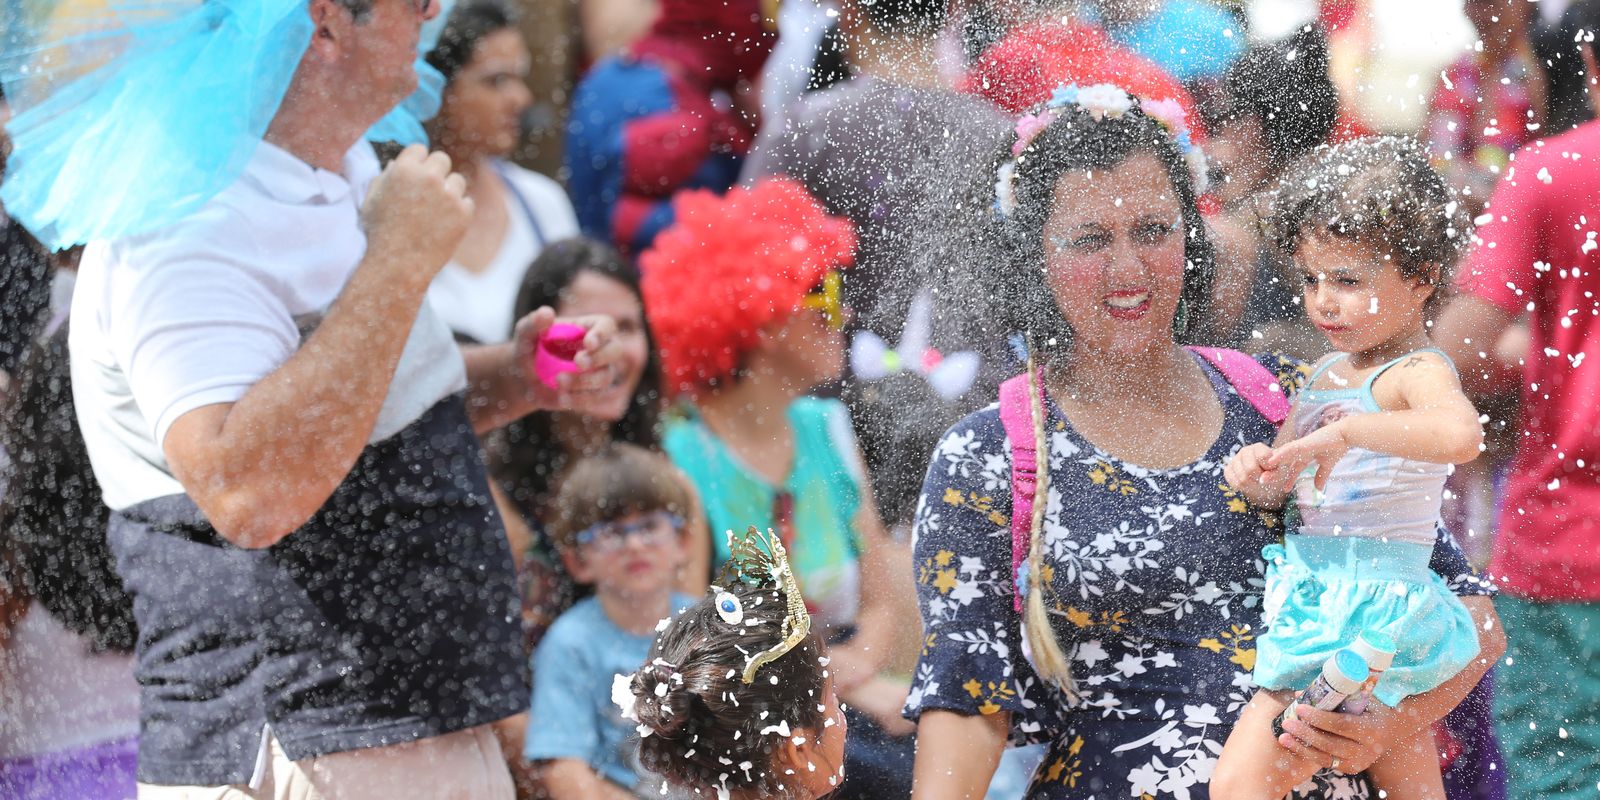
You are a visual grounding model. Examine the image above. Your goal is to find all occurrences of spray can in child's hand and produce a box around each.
[1337,630,1397,715]
[1271,649,1369,739]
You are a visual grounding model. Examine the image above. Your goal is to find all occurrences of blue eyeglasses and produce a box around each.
[574,510,685,553]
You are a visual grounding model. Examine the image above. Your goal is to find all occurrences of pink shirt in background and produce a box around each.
[1458,121,1600,601]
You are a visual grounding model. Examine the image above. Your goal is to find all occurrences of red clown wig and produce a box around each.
[640,178,856,397]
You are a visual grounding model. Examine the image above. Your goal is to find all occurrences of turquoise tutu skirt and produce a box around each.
[1254,536,1480,708]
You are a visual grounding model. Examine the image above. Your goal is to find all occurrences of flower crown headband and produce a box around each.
[995,83,1209,218]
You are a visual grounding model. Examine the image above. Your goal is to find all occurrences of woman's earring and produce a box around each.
[1172,295,1190,336]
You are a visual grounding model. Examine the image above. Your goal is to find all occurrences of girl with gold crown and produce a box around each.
[620,526,848,800]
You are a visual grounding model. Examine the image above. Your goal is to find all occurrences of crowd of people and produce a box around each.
[1,0,1598,798]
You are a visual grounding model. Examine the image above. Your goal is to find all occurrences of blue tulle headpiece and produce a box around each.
[0,0,452,251]
[369,8,453,145]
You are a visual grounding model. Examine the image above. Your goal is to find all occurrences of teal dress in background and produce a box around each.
[663,397,866,629]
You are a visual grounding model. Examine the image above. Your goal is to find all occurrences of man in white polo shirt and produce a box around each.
[6,0,625,796]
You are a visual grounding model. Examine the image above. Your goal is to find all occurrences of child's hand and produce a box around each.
[1224,443,1276,490]
[1263,423,1351,492]
[1225,443,1298,510]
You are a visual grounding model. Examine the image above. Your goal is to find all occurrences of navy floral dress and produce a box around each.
[903,353,1494,800]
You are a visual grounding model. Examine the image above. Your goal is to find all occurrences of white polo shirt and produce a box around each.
[70,140,467,511]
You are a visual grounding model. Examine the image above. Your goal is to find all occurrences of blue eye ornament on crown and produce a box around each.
[715,590,744,625]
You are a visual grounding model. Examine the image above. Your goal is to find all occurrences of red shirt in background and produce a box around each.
[963,19,1204,138]
[1458,121,1600,601]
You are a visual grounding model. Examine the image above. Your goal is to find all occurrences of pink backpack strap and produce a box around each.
[1187,346,1291,425]
[997,374,1036,613]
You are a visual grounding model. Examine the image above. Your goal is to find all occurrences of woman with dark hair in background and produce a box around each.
[0,84,56,408]
[1203,24,1340,357]
[484,237,708,796]
[0,324,139,799]
[488,237,709,654]
[424,0,579,345]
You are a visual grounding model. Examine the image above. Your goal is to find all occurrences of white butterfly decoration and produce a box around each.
[850,289,980,401]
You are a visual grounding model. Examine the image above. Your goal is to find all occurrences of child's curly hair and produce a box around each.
[630,582,830,798]
[1262,136,1473,310]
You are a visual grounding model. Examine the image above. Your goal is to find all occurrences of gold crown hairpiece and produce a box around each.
[712,526,812,684]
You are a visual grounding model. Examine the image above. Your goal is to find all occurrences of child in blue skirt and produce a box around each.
[1209,137,1488,800]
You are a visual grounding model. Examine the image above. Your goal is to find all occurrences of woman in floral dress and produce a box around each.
[902,84,1500,800]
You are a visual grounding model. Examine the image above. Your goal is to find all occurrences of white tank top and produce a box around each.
[1290,349,1452,547]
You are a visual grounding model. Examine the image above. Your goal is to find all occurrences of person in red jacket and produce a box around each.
[564,0,775,257]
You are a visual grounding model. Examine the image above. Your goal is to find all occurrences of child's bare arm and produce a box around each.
[1266,354,1484,489]
[1223,403,1304,509]
[541,758,639,800]
[1335,352,1484,465]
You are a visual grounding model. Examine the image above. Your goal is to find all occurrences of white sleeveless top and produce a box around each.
[426,161,578,344]
[1290,349,1452,547]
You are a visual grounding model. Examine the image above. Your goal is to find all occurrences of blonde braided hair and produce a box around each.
[1021,349,1078,701]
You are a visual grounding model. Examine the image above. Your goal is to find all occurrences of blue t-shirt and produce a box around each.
[525,593,696,790]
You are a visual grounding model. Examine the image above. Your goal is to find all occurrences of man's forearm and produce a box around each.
[164,258,430,547]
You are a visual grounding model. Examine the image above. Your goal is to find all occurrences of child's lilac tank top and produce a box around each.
[1291,348,1453,547]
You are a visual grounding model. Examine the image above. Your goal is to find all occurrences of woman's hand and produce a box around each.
[1280,596,1506,774]
[461,309,623,434]
[1263,422,1351,492]
[1277,701,1417,774]
[511,308,623,406]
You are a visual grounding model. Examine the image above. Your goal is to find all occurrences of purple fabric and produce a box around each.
[1443,670,1507,800]
[0,736,138,800]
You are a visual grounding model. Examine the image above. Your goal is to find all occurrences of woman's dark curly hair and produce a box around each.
[998,100,1218,356]
[631,583,829,798]
[425,0,518,83]
[1,324,136,652]
[486,237,662,520]
[1262,136,1472,312]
